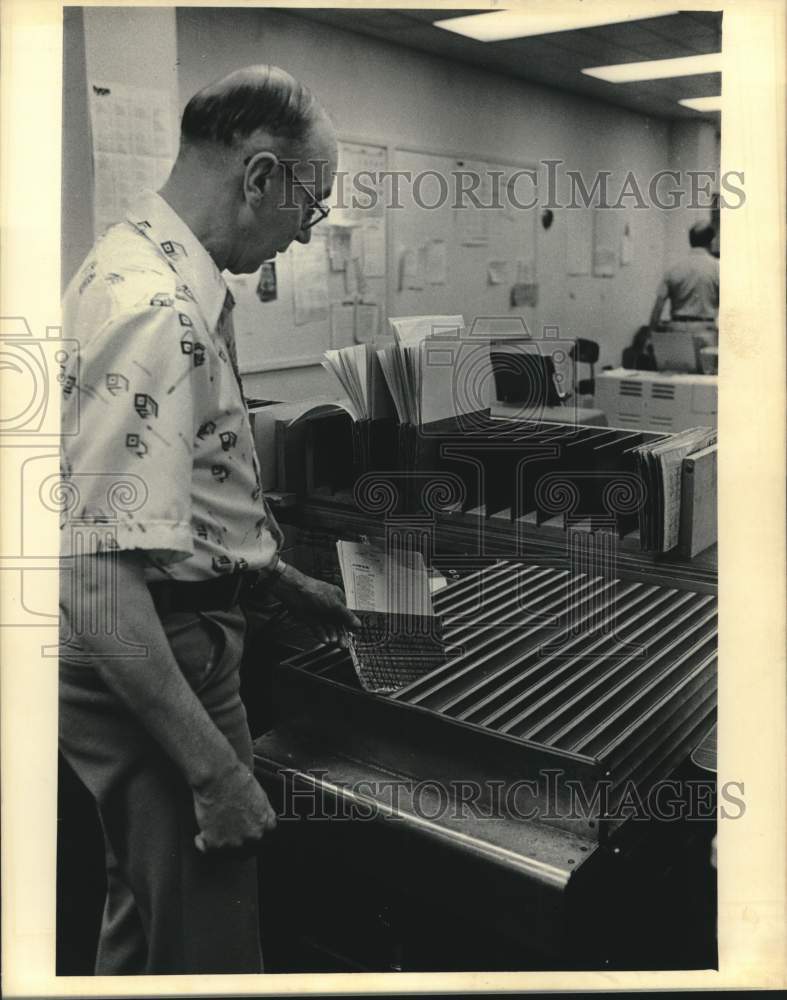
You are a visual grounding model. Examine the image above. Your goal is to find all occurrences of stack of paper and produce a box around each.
[337,540,433,617]
[337,540,446,694]
[322,344,369,420]
[377,314,473,427]
[376,342,419,425]
[388,314,464,346]
[321,343,394,421]
[634,427,717,552]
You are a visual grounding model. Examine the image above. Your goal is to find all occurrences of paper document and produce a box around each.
[328,224,354,271]
[332,141,386,224]
[322,343,393,421]
[330,302,356,348]
[344,257,362,297]
[425,239,448,284]
[355,303,380,343]
[516,257,537,284]
[388,314,464,346]
[362,220,386,277]
[292,235,329,325]
[322,345,369,421]
[350,226,364,263]
[455,162,490,245]
[593,208,619,277]
[88,80,176,236]
[487,260,509,285]
[377,316,468,426]
[336,541,447,694]
[337,540,433,617]
[399,248,423,290]
[566,209,592,275]
[634,427,717,552]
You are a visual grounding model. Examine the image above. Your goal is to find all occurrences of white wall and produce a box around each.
[82,6,178,97]
[175,8,675,399]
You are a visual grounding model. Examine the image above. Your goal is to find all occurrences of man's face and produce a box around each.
[231,117,337,274]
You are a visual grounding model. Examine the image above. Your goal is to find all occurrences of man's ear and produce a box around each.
[243,151,278,207]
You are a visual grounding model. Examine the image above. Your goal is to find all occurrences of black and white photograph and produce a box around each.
[1,1,785,995]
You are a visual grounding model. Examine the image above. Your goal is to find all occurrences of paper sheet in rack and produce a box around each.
[336,540,446,693]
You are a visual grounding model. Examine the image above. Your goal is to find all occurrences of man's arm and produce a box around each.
[61,551,276,852]
[649,280,669,330]
[268,561,361,647]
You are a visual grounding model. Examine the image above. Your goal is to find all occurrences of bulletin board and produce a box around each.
[231,138,389,374]
[389,147,539,338]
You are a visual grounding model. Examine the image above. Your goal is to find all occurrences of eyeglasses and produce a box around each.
[280,161,331,231]
[243,154,331,231]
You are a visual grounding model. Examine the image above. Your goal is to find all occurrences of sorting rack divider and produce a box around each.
[295,411,670,543]
[277,560,717,841]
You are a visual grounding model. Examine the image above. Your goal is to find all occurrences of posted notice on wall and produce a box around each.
[88,80,177,237]
[292,233,330,325]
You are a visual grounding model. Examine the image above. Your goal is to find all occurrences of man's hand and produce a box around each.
[270,563,361,647]
[193,762,277,855]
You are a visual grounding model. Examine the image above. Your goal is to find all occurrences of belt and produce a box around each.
[672,315,715,322]
[149,572,265,614]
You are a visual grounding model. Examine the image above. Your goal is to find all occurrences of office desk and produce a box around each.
[595,368,717,433]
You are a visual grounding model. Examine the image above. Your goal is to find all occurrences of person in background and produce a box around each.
[622,325,657,371]
[59,65,359,976]
[649,221,719,332]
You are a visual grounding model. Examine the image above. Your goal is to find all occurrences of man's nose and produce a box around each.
[296,227,312,245]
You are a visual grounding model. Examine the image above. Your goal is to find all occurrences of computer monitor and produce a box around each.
[651,330,696,372]
[490,345,563,407]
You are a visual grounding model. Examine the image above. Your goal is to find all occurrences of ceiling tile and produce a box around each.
[646,73,723,100]
[587,23,674,49]
[523,30,644,64]
[285,8,724,123]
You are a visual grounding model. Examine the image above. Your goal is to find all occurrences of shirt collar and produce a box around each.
[126,190,229,331]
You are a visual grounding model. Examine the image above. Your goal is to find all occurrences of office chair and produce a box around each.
[569,338,599,396]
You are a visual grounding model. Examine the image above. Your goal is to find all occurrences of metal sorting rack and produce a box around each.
[278,560,717,839]
[422,416,669,535]
[301,413,672,540]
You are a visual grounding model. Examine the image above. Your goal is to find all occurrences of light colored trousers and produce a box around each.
[59,606,264,975]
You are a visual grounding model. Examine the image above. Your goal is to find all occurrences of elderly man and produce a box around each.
[59,66,359,975]
[649,221,719,332]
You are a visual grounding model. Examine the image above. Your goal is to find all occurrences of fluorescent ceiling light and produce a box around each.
[678,95,722,112]
[582,52,722,83]
[433,9,677,43]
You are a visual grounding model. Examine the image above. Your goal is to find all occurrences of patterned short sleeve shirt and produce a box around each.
[61,190,282,582]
